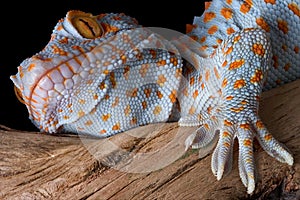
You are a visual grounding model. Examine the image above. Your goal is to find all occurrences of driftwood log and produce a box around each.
[1,79,300,200]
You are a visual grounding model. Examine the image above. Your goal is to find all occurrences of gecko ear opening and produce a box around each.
[70,11,103,39]
[14,86,25,104]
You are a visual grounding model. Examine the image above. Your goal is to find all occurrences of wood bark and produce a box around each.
[1,79,300,200]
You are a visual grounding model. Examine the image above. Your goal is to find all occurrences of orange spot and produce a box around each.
[153,106,162,115]
[101,114,111,121]
[240,123,250,130]
[201,83,205,90]
[190,35,198,41]
[99,82,106,90]
[282,44,288,52]
[169,90,177,103]
[250,69,264,84]
[170,57,178,66]
[112,97,119,107]
[78,110,85,118]
[130,117,137,125]
[156,91,163,99]
[234,79,246,89]
[284,63,291,71]
[18,66,24,78]
[256,120,264,129]
[140,63,150,77]
[224,119,233,126]
[203,123,210,130]
[85,120,93,126]
[207,106,213,114]
[221,7,233,20]
[205,1,211,9]
[214,67,220,79]
[226,95,234,100]
[256,17,270,32]
[78,99,86,104]
[241,100,248,105]
[142,101,147,109]
[189,106,196,115]
[222,60,228,67]
[276,79,281,85]
[59,37,69,45]
[52,45,68,56]
[200,45,208,51]
[102,70,109,75]
[104,94,110,100]
[203,12,216,23]
[277,19,289,34]
[186,24,197,34]
[175,68,182,78]
[252,43,265,56]
[126,88,138,98]
[272,55,279,69]
[226,0,232,4]
[226,27,236,35]
[112,122,121,131]
[223,131,230,137]
[224,46,233,55]
[205,70,210,81]
[231,106,245,113]
[216,38,223,44]
[294,46,300,54]
[288,2,300,17]
[93,94,98,100]
[157,75,167,86]
[144,88,152,98]
[200,36,206,43]
[123,65,130,80]
[190,76,195,86]
[157,59,167,66]
[229,59,245,70]
[222,78,228,88]
[233,35,241,43]
[223,142,231,148]
[240,0,253,14]
[27,63,36,71]
[99,129,107,134]
[124,105,131,116]
[264,0,276,4]
[243,139,252,147]
[264,133,272,141]
[110,72,117,88]
[208,25,218,35]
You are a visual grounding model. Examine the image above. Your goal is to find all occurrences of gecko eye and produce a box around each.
[14,86,25,104]
[72,15,103,39]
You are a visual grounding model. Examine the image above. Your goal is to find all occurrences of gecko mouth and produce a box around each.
[14,86,25,104]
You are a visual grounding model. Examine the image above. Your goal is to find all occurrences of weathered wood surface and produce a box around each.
[0,79,300,200]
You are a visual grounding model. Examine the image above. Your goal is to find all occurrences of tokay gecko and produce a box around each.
[10,0,300,194]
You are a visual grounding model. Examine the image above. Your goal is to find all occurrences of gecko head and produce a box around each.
[10,10,141,133]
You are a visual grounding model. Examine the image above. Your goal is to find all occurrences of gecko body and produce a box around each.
[10,0,300,194]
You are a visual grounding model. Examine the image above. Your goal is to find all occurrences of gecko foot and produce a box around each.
[183,113,293,194]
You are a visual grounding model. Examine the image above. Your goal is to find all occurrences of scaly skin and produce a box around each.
[10,0,300,194]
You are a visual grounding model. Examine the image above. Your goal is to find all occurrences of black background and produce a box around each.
[0,0,205,131]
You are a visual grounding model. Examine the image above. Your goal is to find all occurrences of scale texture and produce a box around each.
[10,0,300,194]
